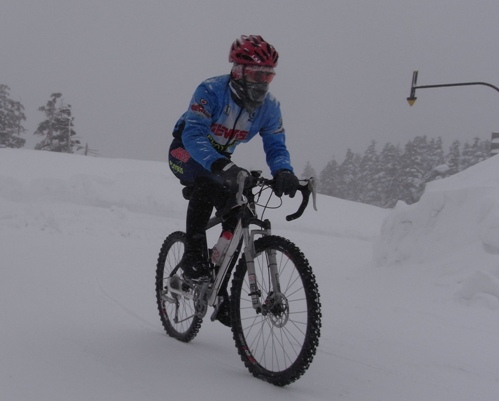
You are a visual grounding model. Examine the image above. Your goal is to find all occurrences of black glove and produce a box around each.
[211,159,249,189]
[274,169,299,198]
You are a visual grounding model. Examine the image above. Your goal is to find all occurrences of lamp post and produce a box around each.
[406,70,499,154]
[407,70,499,106]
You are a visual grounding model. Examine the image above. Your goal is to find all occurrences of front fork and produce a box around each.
[244,224,280,314]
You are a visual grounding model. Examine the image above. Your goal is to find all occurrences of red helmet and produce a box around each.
[229,35,279,67]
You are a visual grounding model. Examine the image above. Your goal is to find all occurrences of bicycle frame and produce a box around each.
[206,199,272,313]
[166,171,317,320]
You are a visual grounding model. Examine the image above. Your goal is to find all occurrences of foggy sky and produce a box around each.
[2,0,499,175]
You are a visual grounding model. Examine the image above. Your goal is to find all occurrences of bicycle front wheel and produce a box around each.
[230,235,321,386]
[155,231,202,342]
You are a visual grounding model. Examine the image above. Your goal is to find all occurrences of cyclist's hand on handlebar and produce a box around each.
[273,169,300,198]
[212,159,250,189]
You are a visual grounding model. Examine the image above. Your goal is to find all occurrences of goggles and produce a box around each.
[243,65,275,84]
[232,64,275,84]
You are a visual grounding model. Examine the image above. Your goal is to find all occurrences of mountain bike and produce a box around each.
[155,171,321,386]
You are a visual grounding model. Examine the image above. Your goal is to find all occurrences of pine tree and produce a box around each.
[399,136,427,204]
[421,137,446,182]
[473,137,491,165]
[358,140,380,205]
[318,159,339,196]
[336,149,361,201]
[428,137,445,172]
[481,139,492,160]
[376,142,403,207]
[315,134,492,208]
[34,93,82,153]
[460,137,490,170]
[301,161,317,180]
[0,84,26,148]
[446,140,461,175]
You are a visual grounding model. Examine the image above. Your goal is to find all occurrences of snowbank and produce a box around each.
[374,155,499,264]
[374,155,499,306]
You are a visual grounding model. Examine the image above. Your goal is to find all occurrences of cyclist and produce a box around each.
[169,35,299,280]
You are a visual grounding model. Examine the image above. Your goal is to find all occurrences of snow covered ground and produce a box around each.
[1,148,499,401]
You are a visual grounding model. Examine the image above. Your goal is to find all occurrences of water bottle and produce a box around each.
[211,230,233,265]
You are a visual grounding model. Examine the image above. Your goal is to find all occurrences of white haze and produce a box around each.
[3,0,499,174]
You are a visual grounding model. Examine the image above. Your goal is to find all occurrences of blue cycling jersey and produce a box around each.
[173,75,293,176]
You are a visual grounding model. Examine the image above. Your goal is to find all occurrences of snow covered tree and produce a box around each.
[301,161,317,180]
[426,137,445,173]
[460,137,489,171]
[336,149,361,201]
[34,93,83,153]
[376,142,403,207]
[0,84,26,148]
[358,140,381,205]
[445,140,461,175]
[318,159,339,196]
[316,135,492,208]
[399,136,427,204]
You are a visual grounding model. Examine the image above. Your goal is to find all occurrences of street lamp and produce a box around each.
[406,70,499,155]
[407,70,499,106]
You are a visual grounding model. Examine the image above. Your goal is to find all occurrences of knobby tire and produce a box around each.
[230,235,322,386]
[155,231,202,342]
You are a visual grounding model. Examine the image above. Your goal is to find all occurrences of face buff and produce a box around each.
[229,79,269,112]
[245,81,268,106]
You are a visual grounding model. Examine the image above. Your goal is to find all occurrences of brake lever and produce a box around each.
[309,177,318,212]
[285,177,318,221]
[236,170,249,206]
[233,172,318,221]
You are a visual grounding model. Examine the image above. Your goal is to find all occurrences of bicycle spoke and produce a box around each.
[231,235,321,385]
[156,231,203,342]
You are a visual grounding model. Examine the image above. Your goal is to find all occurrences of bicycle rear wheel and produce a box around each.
[230,235,321,386]
[156,231,202,342]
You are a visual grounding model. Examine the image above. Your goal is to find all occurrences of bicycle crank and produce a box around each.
[193,281,212,318]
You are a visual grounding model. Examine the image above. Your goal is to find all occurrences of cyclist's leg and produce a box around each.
[185,183,213,259]
[169,140,234,269]
[169,141,214,274]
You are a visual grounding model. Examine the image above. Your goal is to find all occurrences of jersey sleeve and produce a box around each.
[259,99,294,176]
[181,81,226,171]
